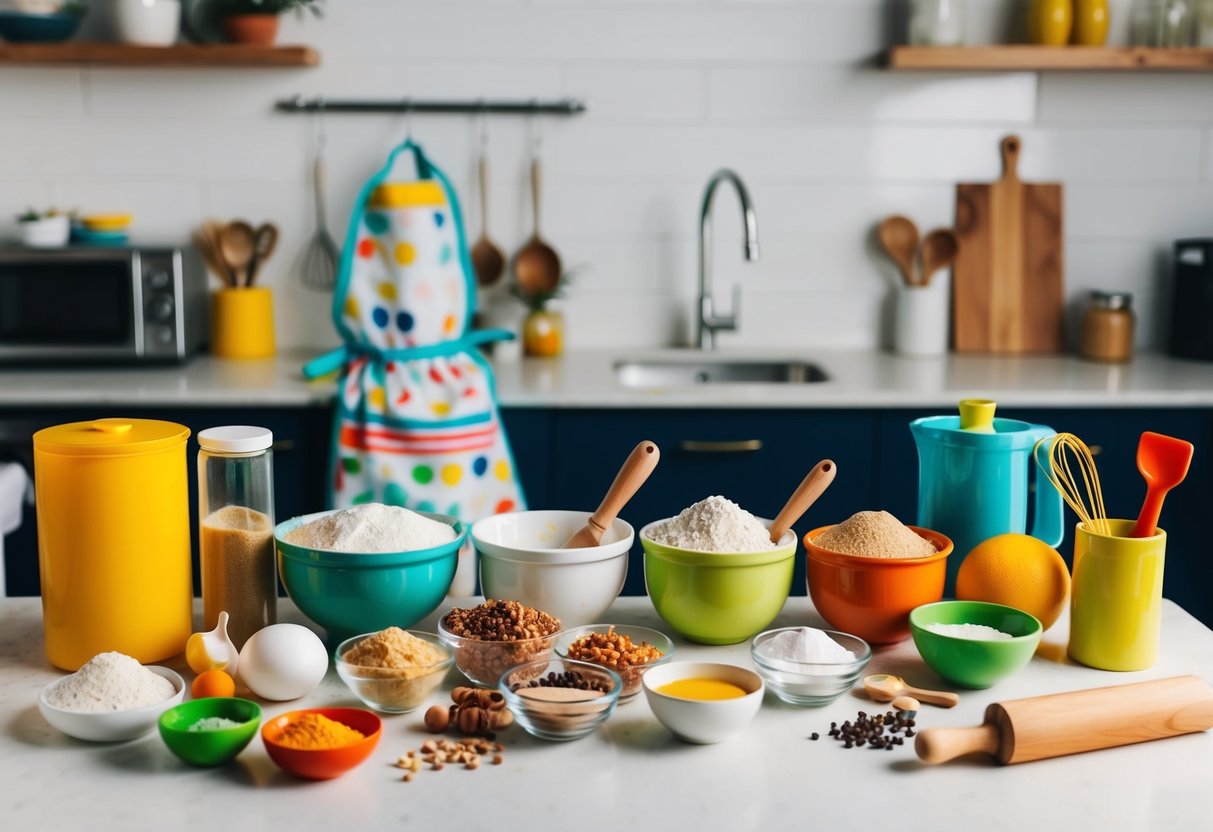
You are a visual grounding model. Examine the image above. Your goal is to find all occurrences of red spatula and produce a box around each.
[1131,431,1194,538]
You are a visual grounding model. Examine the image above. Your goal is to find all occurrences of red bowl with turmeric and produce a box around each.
[261,707,382,780]
[805,525,952,646]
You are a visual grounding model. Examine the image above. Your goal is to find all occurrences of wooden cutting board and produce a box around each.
[953,135,1064,353]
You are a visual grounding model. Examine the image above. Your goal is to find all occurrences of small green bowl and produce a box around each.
[159,698,261,767]
[909,601,1042,689]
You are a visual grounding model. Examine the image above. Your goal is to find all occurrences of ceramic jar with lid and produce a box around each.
[1079,291,1135,363]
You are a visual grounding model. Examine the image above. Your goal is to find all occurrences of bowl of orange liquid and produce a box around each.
[641,662,763,744]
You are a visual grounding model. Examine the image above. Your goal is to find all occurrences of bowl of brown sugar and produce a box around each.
[805,511,952,646]
[335,628,453,713]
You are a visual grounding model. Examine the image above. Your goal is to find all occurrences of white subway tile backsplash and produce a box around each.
[565,65,704,123]
[0,68,82,118]
[1067,185,1213,239]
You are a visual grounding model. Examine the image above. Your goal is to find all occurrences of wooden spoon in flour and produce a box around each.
[768,460,836,544]
[562,441,660,548]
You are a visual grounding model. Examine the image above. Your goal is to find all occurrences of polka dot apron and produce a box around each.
[303,141,525,528]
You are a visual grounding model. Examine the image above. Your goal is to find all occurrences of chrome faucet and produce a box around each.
[696,169,759,350]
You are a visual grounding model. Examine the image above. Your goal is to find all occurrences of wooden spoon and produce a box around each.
[513,156,562,296]
[864,674,959,708]
[878,215,919,287]
[562,441,660,549]
[1132,431,1194,537]
[471,154,505,287]
[767,459,836,544]
[200,220,235,287]
[219,221,257,288]
[246,223,279,288]
[919,228,959,288]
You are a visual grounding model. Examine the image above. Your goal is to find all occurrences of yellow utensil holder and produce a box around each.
[1068,519,1165,672]
[211,287,275,359]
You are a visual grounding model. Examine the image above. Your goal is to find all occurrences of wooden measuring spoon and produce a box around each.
[219,221,256,288]
[767,459,836,544]
[562,441,660,549]
[919,228,959,287]
[471,153,505,287]
[1132,431,1194,537]
[246,223,279,287]
[878,215,919,287]
[864,674,959,708]
[513,155,562,296]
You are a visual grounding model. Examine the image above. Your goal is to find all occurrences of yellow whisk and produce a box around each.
[1034,433,1110,536]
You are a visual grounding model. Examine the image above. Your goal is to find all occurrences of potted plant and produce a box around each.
[513,271,574,357]
[221,0,321,46]
[17,209,70,248]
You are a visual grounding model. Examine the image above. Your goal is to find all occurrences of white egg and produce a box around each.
[238,623,328,701]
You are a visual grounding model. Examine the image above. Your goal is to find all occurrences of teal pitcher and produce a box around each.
[910,400,1064,592]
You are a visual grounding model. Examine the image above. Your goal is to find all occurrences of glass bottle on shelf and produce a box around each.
[1196,0,1213,44]
[197,426,276,651]
[909,0,965,46]
[1157,0,1194,46]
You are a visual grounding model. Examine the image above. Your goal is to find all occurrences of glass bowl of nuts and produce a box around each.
[555,624,674,703]
[499,658,622,742]
[438,600,562,687]
[334,629,454,714]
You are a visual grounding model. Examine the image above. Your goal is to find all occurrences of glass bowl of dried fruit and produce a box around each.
[554,624,674,703]
[499,658,622,742]
[438,600,561,687]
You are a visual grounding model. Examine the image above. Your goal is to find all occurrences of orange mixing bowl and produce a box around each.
[261,707,382,780]
[805,525,952,646]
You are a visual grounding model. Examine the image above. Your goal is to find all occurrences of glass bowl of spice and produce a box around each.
[335,628,453,713]
[158,697,261,767]
[438,599,562,687]
[555,624,674,703]
[499,658,622,741]
[750,627,871,706]
[261,707,382,781]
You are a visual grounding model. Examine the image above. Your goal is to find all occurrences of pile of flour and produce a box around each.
[44,652,176,713]
[285,503,456,553]
[647,495,776,552]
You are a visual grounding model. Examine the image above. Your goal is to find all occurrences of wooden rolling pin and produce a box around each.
[916,676,1213,765]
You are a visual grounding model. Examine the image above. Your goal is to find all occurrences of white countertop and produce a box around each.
[0,349,1212,409]
[4,596,1212,830]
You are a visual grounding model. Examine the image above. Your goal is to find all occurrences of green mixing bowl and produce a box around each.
[909,600,1042,689]
[275,510,465,643]
[641,520,796,645]
[159,698,261,767]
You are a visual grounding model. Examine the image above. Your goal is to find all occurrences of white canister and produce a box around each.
[893,275,950,356]
[112,0,182,47]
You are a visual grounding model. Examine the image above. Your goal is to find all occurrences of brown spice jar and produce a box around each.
[1079,291,1135,363]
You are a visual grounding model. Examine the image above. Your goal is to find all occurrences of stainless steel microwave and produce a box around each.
[0,245,207,364]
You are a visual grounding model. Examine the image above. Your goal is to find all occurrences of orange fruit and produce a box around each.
[956,533,1071,631]
[191,668,236,699]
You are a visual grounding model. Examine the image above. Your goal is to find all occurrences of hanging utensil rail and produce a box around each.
[274,96,587,115]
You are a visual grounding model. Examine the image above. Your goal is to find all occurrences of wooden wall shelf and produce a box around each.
[886,46,1213,72]
[0,43,320,68]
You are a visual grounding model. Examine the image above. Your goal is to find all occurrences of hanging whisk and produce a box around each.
[1034,433,1110,536]
[301,101,340,292]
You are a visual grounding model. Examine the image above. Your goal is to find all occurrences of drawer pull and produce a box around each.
[679,439,763,454]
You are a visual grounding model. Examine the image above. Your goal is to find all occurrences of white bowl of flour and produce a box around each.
[38,657,184,742]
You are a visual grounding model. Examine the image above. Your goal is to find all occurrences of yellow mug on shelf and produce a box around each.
[1068,519,1165,672]
[211,287,276,359]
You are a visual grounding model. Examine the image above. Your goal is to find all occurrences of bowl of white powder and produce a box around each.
[750,627,871,706]
[640,496,798,645]
[38,652,184,742]
[274,504,466,642]
[472,510,634,628]
[909,600,1042,689]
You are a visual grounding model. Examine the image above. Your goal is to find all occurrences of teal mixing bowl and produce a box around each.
[641,520,796,645]
[909,600,1042,689]
[276,510,465,643]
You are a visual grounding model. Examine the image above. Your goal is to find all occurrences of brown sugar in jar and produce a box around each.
[1079,291,1135,363]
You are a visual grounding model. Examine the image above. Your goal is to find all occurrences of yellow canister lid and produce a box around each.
[34,418,190,456]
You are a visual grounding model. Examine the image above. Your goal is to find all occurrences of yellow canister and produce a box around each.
[34,418,192,670]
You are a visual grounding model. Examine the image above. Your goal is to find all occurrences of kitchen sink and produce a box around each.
[614,358,829,388]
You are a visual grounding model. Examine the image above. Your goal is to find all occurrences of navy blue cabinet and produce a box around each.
[544,409,879,596]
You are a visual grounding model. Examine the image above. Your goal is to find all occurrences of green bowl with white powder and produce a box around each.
[159,698,261,766]
[909,601,1042,689]
[275,508,466,643]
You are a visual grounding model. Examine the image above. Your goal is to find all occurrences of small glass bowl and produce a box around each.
[499,658,622,742]
[554,624,674,704]
[437,620,558,687]
[334,631,454,714]
[749,628,872,706]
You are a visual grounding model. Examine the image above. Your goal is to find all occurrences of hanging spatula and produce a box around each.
[1131,431,1194,538]
[562,441,660,549]
[767,459,836,544]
